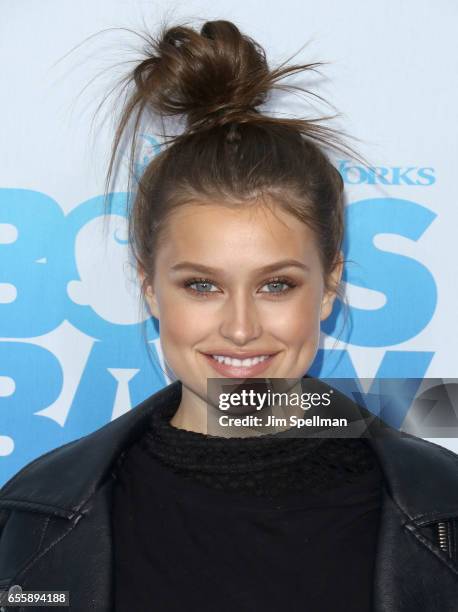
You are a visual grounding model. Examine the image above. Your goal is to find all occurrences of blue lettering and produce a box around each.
[416,167,436,185]
[322,197,437,346]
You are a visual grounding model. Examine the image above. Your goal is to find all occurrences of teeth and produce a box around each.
[211,355,270,367]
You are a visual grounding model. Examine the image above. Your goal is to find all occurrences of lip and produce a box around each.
[201,352,279,377]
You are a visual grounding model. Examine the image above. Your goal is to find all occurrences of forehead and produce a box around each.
[159,202,318,260]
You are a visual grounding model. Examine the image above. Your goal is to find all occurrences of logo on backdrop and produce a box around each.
[338,160,436,186]
[0,137,438,484]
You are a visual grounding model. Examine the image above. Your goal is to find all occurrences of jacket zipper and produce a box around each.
[437,521,450,556]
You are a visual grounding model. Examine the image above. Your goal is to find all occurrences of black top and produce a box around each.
[112,394,384,611]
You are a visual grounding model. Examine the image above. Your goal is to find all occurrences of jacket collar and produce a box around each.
[1,378,458,525]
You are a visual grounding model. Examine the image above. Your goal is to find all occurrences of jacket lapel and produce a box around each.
[1,379,458,612]
[366,428,458,611]
[1,477,116,611]
[0,381,182,609]
[371,491,458,612]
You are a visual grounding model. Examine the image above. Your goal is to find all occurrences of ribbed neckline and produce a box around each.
[136,393,382,497]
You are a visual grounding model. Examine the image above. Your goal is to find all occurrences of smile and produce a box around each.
[201,352,279,377]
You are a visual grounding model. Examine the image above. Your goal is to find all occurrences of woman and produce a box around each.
[1,19,458,612]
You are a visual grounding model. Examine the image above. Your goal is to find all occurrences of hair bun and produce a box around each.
[133,20,271,132]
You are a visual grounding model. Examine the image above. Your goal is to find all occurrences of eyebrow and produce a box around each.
[170,259,310,275]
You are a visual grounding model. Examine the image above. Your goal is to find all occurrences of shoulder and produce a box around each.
[0,436,81,496]
[0,382,178,516]
[0,381,181,506]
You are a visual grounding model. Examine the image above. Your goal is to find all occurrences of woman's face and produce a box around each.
[141,200,342,406]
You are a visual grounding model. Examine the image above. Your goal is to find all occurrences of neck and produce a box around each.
[169,378,307,437]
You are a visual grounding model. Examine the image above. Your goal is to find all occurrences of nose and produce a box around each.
[219,289,262,346]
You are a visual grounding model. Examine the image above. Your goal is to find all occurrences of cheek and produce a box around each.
[157,291,209,347]
[270,287,322,341]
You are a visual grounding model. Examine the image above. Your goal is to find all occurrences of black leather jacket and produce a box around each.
[1,379,458,611]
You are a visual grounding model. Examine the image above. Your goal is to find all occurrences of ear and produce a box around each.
[320,253,344,321]
[137,264,160,320]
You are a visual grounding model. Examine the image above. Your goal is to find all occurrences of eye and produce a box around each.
[260,277,297,296]
[183,278,219,297]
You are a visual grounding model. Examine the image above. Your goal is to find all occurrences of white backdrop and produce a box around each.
[1,0,457,485]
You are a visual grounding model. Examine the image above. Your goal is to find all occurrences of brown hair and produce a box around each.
[101,19,367,353]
